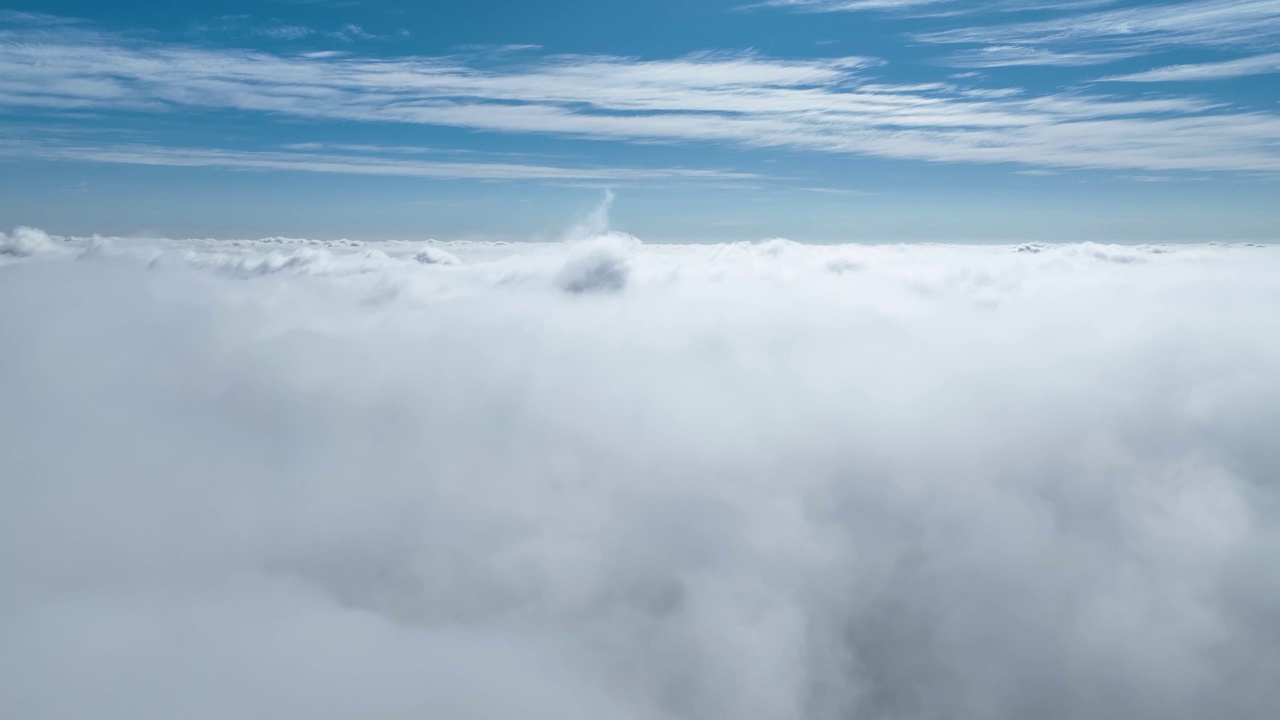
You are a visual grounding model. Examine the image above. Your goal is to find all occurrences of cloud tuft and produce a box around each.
[556,234,637,294]
[413,245,461,266]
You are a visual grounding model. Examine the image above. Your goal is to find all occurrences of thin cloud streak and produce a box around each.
[942,45,1137,68]
[0,140,759,183]
[751,0,1117,15]
[748,0,950,12]
[1101,52,1280,82]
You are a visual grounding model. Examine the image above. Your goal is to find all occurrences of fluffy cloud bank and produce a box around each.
[0,226,64,258]
[2,229,1279,719]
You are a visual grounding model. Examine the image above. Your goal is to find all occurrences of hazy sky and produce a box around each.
[2,1,1279,241]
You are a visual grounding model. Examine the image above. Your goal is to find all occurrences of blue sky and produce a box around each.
[1,0,1278,241]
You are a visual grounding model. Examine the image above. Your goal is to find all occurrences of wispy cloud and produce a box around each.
[749,0,950,12]
[1101,52,1280,82]
[0,9,81,25]
[2,18,1280,173]
[917,0,1280,52]
[330,23,378,42]
[198,14,386,43]
[751,0,1116,15]
[0,139,758,183]
[254,24,314,41]
[942,45,1136,68]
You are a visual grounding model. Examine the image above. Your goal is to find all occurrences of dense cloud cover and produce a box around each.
[2,228,1279,720]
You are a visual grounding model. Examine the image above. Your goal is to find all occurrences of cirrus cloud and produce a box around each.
[2,18,1280,173]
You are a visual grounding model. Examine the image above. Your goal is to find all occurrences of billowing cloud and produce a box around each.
[2,224,1279,719]
[0,226,65,258]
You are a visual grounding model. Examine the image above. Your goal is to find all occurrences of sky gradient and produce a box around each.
[2,0,1278,241]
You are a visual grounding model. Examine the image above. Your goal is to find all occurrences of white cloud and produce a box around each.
[1101,52,1280,82]
[0,226,65,258]
[2,228,1279,719]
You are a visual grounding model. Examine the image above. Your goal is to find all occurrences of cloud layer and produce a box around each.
[2,227,1279,719]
